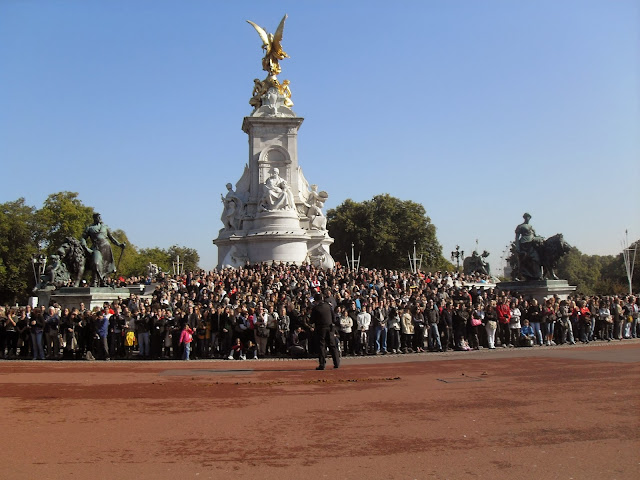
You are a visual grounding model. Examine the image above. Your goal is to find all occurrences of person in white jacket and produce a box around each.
[356,305,371,355]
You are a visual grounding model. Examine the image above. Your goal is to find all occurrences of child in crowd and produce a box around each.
[179,324,194,360]
[228,337,246,360]
[520,319,535,347]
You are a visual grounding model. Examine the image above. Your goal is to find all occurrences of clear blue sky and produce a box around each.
[1,0,639,272]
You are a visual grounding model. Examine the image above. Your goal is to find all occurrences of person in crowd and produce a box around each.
[309,292,340,370]
[541,298,557,346]
[3,307,18,359]
[356,304,371,356]
[44,306,61,359]
[557,299,575,345]
[611,297,623,340]
[453,301,470,351]
[179,323,194,360]
[337,305,353,355]
[265,304,279,356]
[60,308,77,360]
[576,300,592,343]
[136,306,152,359]
[412,304,426,353]
[468,301,483,350]
[16,308,31,358]
[509,300,521,348]
[484,300,498,349]
[400,305,414,354]
[276,304,290,355]
[527,298,543,346]
[372,300,388,354]
[496,297,511,348]
[96,308,110,361]
[520,319,535,347]
[426,299,442,352]
[228,337,246,360]
[598,300,612,342]
[253,305,268,357]
[30,308,45,360]
[440,301,453,352]
[387,302,401,354]
[109,305,125,358]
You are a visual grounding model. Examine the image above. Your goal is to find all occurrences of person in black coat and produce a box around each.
[309,293,340,370]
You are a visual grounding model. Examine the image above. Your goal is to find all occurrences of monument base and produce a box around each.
[36,287,132,311]
[496,280,576,302]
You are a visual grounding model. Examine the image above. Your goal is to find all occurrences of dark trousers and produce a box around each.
[387,329,400,352]
[317,327,340,368]
[413,326,425,351]
[498,322,510,346]
[441,326,452,351]
[339,331,353,355]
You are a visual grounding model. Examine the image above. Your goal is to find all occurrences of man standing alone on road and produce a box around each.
[310,293,340,370]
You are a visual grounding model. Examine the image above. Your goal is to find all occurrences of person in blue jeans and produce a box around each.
[426,300,442,352]
[180,324,194,360]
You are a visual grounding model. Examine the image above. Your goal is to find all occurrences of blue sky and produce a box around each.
[1,0,638,271]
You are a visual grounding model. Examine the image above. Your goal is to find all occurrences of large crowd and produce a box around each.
[0,263,638,361]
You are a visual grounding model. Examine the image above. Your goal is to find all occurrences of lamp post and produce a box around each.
[408,241,422,274]
[346,242,360,270]
[172,255,184,276]
[622,230,636,295]
[31,253,47,285]
[451,245,464,272]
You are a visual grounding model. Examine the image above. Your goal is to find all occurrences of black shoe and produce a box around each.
[316,366,325,370]
[333,364,339,369]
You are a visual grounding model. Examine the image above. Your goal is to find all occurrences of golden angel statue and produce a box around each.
[247,14,289,76]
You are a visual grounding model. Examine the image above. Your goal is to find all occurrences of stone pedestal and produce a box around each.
[36,287,131,310]
[496,280,576,302]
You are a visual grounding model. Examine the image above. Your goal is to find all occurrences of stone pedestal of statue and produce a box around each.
[497,280,576,302]
[36,287,133,310]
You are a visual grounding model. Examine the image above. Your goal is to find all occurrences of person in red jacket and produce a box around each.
[496,297,512,347]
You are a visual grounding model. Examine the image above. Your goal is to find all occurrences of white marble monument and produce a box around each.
[213,15,334,269]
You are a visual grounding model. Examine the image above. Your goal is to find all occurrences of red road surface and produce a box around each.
[1,341,639,480]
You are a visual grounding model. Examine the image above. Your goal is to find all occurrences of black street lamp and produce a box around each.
[451,245,464,272]
[31,253,47,284]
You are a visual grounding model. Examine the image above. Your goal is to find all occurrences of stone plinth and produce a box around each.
[496,280,576,302]
[37,287,132,310]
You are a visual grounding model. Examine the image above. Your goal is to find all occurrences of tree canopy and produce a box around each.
[326,194,451,271]
[0,199,39,304]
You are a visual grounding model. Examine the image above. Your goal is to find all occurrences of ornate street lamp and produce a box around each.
[451,245,464,272]
[31,253,47,284]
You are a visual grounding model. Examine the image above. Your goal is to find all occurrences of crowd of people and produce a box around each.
[0,263,638,361]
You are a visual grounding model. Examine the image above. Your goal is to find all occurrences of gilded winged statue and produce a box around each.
[247,14,289,75]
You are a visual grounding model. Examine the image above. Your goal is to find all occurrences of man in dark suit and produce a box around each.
[309,293,340,370]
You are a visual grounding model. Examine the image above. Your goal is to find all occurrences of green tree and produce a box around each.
[137,247,173,273]
[0,199,39,304]
[327,194,447,270]
[109,229,138,278]
[36,191,94,254]
[167,245,200,273]
[556,247,603,295]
